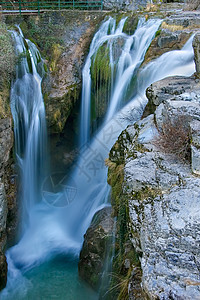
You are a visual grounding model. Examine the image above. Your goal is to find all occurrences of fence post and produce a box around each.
[37,0,40,15]
[19,0,21,15]
[73,0,75,10]
[58,0,60,10]
[101,0,103,10]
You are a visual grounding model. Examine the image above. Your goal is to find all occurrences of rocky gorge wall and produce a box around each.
[4,11,107,133]
[105,36,200,300]
[0,21,17,290]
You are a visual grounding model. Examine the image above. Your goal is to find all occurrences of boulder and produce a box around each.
[78,207,114,289]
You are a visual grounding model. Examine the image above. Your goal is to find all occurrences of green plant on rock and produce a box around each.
[20,18,65,62]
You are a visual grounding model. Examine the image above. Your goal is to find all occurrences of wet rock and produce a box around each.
[0,90,16,291]
[0,253,7,290]
[78,207,114,289]
[0,183,7,239]
[193,33,200,76]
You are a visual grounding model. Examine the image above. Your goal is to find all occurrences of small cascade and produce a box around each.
[10,27,47,233]
[138,34,195,92]
[80,17,127,146]
[105,18,162,122]
[80,17,162,146]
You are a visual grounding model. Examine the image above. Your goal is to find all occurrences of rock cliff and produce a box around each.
[0,21,16,291]
[6,11,107,133]
[107,72,200,298]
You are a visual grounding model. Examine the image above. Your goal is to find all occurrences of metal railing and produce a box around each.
[0,0,103,14]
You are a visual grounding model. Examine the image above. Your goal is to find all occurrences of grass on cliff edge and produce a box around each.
[153,115,191,162]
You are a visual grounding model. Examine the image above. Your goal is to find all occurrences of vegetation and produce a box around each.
[105,130,142,299]
[0,22,15,88]
[20,18,65,63]
[90,44,112,128]
[154,115,191,161]
[0,22,15,118]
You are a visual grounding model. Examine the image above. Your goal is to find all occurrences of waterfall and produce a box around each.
[80,17,162,146]
[80,17,127,146]
[10,27,47,233]
[0,18,195,299]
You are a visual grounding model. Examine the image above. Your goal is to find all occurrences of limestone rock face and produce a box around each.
[103,0,147,10]
[145,76,200,118]
[193,33,200,76]
[145,11,200,64]
[78,207,114,289]
[125,115,200,299]
[0,117,14,291]
[109,75,200,298]
[41,12,106,133]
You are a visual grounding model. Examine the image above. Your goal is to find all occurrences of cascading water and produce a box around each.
[0,17,195,299]
[10,27,47,233]
[80,17,127,146]
[80,17,162,145]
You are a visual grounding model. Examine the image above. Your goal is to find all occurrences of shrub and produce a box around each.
[153,115,191,161]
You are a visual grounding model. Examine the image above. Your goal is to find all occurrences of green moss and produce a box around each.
[18,17,66,62]
[132,186,162,202]
[155,28,161,37]
[90,43,111,127]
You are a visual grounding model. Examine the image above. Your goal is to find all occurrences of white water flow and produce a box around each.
[80,17,127,146]
[10,28,47,233]
[80,17,162,146]
[0,19,195,299]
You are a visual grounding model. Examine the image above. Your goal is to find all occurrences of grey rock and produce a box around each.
[157,32,179,48]
[114,95,200,298]
[103,0,147,10]
[78,207,114,289]
[165,11,200,28]
[193,33,200,76]
[190,120,200,148]
[146,76,200,109]
[191,145,200,175]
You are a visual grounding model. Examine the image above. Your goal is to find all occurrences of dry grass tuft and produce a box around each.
[161,21,184,32]
[153,116,191,162]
